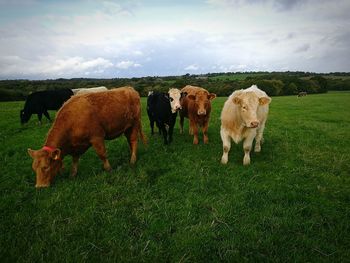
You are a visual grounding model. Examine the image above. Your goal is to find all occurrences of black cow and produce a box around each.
[147,89,185,144]
[20,89,73,124]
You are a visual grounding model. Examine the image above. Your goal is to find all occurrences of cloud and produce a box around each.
[115,60,141,69]
[0,0,350,79]
[0,56,114,79]
[294,43,311,53]
[184,64,199,71]
[206,0,307,11]
[272,0,305,11]
[101,1,134,16]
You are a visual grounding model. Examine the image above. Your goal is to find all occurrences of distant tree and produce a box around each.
[285,82,298,95]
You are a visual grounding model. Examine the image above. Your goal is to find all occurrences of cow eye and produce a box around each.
[242,106,247,110]
[170,98,174,102]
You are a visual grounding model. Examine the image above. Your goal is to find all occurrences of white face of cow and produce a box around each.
[232,92,271,128]
[168,88,182,113]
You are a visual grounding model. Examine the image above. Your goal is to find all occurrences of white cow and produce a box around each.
[72,86,108,95]
[220,85,271,165]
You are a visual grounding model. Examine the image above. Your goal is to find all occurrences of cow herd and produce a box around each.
[24,85,271,187]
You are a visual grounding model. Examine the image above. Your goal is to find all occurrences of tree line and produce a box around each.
[1,71,349,101]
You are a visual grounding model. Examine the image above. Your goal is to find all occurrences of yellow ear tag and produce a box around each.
[54,155,59,160]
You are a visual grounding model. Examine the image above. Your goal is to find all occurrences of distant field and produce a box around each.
[322,75,350,80]
[1,92,349,262]
[208,73,266,81]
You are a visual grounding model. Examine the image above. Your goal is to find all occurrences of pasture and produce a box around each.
[1,91,349,262]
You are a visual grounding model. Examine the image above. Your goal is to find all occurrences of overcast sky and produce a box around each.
[0,0,349,79]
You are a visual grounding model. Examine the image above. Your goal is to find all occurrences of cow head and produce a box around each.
[187,91,216,116]
[167,88,183,113]
[20,109,30,124]
[232,91,271,128]
[28,147,63,187]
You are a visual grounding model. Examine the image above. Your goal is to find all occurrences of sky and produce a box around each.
[0,0,349,79]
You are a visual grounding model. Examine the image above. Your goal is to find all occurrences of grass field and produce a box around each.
[208,73,266,81]
[1,92,349,262]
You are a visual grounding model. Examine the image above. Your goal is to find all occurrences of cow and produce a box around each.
[27,86,146,188]
[179,85,216,144]
[146,89,185,144]
[72,86,108,95]
[298,91,307,97]
[20,89,73,125]
[220,85,271,165]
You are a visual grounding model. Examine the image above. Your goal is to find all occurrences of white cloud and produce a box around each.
[0,56,114,78]
[0,0,349,79]
[115,60,141,69]
[294,43,311,53]
[184,64,199,71]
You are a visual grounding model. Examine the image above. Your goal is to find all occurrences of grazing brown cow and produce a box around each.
[179,85,216,144]
[28,86,146,188]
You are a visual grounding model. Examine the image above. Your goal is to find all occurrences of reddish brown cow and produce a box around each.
[179,85,216,144]
[28,86,146,188]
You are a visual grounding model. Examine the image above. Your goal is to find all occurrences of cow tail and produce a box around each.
[138,120,147,145]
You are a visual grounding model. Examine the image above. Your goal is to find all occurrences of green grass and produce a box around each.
[1,92,349,262]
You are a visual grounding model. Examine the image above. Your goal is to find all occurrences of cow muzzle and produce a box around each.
[197,110,206,116]
[249,121,260,128]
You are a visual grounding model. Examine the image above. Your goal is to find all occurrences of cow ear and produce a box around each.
[164,93,170,100]
[208,93,216,100]
[188,94,196,100]
[259,97,271,105]
[28,148,36,159]
[232,96,241,105]
[50,149,61,161]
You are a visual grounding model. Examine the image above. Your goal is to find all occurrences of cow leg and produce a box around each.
[91,137,112,171]
[168,125,174,144]
[150,119,155,135]
[254,122,266,152]
[43,111,51,122]
[37,113,43,125]
[191,120,199,145]
[189,125,193,135]
[71,155,80,177]
[220,129,231,164]
[160,123,168,145]
[125,126,138,164]
[243,132,256,165]
[155,122,162,135]
[202,122,209,144]
[180,115,184,134]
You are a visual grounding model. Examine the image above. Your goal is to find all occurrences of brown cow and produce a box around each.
[28,86,146,188]
[179,85,216,144]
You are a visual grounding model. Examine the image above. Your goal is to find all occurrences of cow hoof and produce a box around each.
[243,158,250,166]
[129,155,137,165]
[221,157,228,164]
[254,146,261,152]
[104,164,112,172]
[193,139,199,145]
